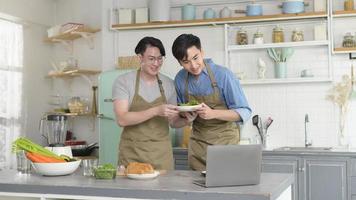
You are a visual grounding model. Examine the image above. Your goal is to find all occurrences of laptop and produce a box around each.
[194,144,262,188]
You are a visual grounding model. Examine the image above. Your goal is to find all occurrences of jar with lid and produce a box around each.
[67,96,89,114]
[344,0,354,11]
[291,29,304,42]
[253,30,264,45]
[342,32,354,47]
[236,29,248,45]
[272,26,284,43]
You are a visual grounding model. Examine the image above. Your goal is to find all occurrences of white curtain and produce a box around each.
[0,19,23,169]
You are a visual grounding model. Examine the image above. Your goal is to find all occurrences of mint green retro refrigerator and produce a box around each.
[98,69,132,166]
[98,69,177,166]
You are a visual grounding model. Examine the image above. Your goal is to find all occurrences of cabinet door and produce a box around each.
[304,159,347,200]
[262,156,299,200]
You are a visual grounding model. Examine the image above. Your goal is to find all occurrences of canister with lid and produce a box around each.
[272,26,284,43]
[253,30,264,44]
[291,29,304,42]
[343,32,354,47]
[236,29,248,45]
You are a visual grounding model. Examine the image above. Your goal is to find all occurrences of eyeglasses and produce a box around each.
[145,56,165,64]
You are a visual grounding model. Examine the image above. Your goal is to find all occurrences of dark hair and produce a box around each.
[172,34,201,61]
[135,36,166,56]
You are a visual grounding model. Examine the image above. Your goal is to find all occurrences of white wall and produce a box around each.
[1,0,56,144]
[50,0,103,144]
[113,0,356,149]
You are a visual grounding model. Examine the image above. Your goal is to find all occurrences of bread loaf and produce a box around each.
[126,162,154,174]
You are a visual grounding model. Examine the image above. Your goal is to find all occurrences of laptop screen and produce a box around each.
[204,144,262,187]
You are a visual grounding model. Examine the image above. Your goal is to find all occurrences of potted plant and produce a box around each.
[267,48,294,78]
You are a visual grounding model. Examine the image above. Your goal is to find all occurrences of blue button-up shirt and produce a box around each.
[174,59,252,124]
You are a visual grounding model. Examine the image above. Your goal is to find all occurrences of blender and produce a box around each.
[40,114,72,157]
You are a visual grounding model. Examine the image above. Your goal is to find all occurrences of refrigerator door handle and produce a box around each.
[104,98,113,102]
[97,114,115,121]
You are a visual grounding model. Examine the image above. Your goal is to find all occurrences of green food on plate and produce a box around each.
[179,100,199,106]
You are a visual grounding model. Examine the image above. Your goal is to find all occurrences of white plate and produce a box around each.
[127,170,160,180]
[177,104,202,112]
[31,160,81,176]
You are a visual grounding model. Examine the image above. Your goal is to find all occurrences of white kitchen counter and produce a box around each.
[0,169,293,200]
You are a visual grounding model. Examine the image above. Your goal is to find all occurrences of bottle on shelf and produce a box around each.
[236,28,248,45]
[344,0,354,11]
[272,26,284,43]
[253,30,264,44]
[291,28,304,42]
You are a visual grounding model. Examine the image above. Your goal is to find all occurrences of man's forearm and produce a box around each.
[213,109,241,122]
[116,107,157,127]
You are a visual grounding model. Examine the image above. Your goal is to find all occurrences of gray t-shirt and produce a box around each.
[112,71,177,106]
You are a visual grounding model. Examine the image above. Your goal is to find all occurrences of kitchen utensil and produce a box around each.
[265,117,274,130]
[246,3,263,16]
[40,114,68,147]
[71,142,98,157]
[235,3,263,16]
[280,0,308,14]
[252,115,263,143]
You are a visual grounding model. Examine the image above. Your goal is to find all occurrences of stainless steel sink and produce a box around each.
[274,146,332,151]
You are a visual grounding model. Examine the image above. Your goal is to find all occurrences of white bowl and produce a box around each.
[31,160,81,176]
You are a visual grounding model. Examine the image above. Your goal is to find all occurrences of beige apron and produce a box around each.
[118,69,173,170]
[186,62,240,171]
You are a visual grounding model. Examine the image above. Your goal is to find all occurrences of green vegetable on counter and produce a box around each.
[179,100,199,106]
[12,137,64,160]
[94,163,116,179]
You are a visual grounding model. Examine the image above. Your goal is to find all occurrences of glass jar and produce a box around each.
[344,0,354,11]
[291,29,304,42]
[253,30,264,44]
[67,97,89,114]
[236,29,248,45]
[272,26,284,43]
[342,32,354,47]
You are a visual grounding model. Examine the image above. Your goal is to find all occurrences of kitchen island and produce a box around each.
[0,169,293,200]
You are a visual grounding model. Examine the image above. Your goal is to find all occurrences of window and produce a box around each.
[0,19,23,169]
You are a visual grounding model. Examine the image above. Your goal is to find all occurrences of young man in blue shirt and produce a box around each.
[172,34,252,170]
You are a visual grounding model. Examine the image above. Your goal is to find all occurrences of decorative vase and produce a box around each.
[149,0,170,22]
[182,4,196,20]
[274,62,287,78]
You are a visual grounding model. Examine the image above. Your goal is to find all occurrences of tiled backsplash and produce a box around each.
[241,55,356,149]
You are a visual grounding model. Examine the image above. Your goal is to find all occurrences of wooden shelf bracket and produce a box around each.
[71,31,95,49]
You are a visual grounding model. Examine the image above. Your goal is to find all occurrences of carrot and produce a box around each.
[26,152,66,163]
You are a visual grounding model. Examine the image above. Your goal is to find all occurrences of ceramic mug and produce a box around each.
[203,8,216,19]
[182,4,196,20]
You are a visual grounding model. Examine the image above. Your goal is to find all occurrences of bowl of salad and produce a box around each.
[177,100,202,112]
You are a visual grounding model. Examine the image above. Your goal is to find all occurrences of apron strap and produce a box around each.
[184,72,190,102]
[157,76,167,103]
[184,61,220,102]
[134,69,141,95]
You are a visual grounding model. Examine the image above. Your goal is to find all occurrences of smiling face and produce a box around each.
[179,46,205,76]
[138,46,164,77]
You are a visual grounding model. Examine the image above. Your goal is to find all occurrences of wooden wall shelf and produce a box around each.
[44,27,100,43]
[333,10,356,18]
[46,69,101,78]
[334,47,356,53]
[112,12,327,30]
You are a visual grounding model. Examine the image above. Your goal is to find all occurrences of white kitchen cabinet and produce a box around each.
[262,154,350,200]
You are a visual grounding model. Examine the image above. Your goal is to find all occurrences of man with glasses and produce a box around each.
[112,37,195,170]
[172,34,252,171]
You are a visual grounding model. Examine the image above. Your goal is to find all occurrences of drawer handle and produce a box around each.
[104,98,113,102]
[97,114,115,121]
